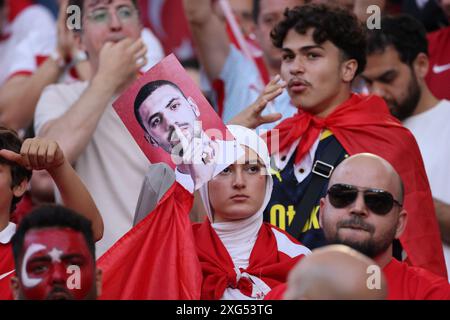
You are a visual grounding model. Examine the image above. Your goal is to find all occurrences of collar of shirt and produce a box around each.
[271,133,322,184]
[0,222,16,244]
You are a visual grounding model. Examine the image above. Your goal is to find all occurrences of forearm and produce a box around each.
[0,59,62,130]
[48,160,104,241]
[38,74,115,163]
[435,199,450,244]
[184,0,230,79]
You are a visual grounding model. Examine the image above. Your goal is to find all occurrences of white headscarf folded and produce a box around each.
[199,125,273,270]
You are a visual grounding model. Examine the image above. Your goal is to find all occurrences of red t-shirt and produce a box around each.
[0,242,15,300]
[384,258,450,300]
[426,27,450,100]
[264,283,287,300]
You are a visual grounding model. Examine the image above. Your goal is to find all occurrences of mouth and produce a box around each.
[340,225,370,233]
[47,289,72,300]
[230,194,250,201]
[288,79,310,94]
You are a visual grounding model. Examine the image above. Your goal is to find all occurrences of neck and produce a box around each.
[309,87,352,118]
[0,211,10,232]
[412,84,440,116]
[373,245,393,269]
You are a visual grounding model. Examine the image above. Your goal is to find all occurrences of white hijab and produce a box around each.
[199,125,273,270]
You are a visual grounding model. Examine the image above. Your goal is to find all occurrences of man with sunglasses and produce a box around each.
[320,153,450,299]
[34,0,149,256]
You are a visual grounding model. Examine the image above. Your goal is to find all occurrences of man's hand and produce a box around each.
[95,38,147,93]
[228,75,286,129]
[0,138,65,172]
[174,123,217,188]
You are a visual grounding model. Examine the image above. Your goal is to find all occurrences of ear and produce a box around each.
[10,276,20,300]
[412,52,429,80]
[187,97,200,117]
[144,133,159,147]
[12,179,28,198]
[95,269,102,297]
[394,209,408,239]
[319,197,326,228]
[341,58,359,83]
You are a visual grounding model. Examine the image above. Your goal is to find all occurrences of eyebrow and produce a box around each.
[362,69,397,83]
[282,45,324,53]
[244,159,265,166]
[28,256,51,264]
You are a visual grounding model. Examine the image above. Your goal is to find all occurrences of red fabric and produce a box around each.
[384,259,450,300]
[426,27,450,100]
[192,221,305,300]
[264,283,286,300]
[98,183,202,300]
[265,93,447,278]
[0,243,15,300]
[7,0,32,23]
[11,193,34,225]
[212,79,226,118]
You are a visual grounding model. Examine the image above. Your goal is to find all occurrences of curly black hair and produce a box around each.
[366,14,428,66]
[271,3,367,75]
[0,127,32,213]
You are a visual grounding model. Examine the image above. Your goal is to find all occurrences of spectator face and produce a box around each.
[440,0,450,21]
[13,228,99,300]
[208,146,267,222]
[254,0,305,71]
[137,85,200,154]
[319,157,406,259]
[362,46,421,121]
[81,0,141,71]
[280,28,356,114]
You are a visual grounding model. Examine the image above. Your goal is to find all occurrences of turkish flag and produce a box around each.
[98,183,202,300]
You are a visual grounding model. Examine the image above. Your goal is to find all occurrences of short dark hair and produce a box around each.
[0,0,4,9]
[366,14,428,66]
[252,0,260,24]
[271,4,367,75]
[12,205,96,267]
[134,80,186,131]
[0,127,32,213]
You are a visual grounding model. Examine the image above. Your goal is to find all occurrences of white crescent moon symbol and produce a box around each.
[21,243,46,288]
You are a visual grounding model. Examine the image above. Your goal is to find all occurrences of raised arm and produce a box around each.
[0,138,104,241]
[38,38,147,164]
[183,0,230,80]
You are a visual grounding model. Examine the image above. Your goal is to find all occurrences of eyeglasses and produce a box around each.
[326,183,402,215]
[87,5,137,25]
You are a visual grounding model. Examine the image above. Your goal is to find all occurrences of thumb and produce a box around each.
[0,149,24,165]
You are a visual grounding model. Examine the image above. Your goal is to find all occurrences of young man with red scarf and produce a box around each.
[237,4,446,277]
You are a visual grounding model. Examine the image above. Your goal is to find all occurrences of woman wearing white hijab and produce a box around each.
[193,125,310,300]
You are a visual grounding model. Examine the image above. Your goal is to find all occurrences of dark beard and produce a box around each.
[389,70,421,121]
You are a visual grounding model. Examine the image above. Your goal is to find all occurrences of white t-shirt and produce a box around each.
[403,99,450,281]
[34,81,149,257]
[219,45,296,132]
[0,5,56,86]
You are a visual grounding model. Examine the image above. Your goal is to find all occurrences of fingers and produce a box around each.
[259,113,283,125]
[0,149,23,165]
[173,124,189,152]
[18,138,64,170]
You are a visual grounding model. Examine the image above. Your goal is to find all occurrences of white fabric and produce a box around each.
[140,27,165,72]
[0,5,56,86]
[219,45,296,131]
[34,81,149,257]
[199,125,274,299]
[403,99,450,281]
[0,222,16,244]
[271,228,311,258]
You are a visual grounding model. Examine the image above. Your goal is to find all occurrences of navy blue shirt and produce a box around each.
[264,134,348,250]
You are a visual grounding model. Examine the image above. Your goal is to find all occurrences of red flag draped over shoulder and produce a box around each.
[98,183,202,300]
[265,93,447,277]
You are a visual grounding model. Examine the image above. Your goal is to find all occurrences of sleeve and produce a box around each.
[6,5,56,79]
[218,45,261,123]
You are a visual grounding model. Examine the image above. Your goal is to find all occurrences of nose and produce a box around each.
[289,56,306,75]
[108,9,123,31]
[370,82,387,100]
[232,168,246,189]
[349,192,369,217]
[50,263,67,285]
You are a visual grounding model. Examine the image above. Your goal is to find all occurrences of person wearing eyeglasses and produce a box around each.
[319,153,450,299]
[34,0,150,257]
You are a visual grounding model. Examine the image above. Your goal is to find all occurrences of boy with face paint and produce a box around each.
[0,128,103,299]
[10,206,101,300]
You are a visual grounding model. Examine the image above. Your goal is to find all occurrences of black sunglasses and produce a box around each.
[327,183,403,215]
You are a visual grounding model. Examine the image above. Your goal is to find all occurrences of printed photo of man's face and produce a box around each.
[135,81,201,154]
